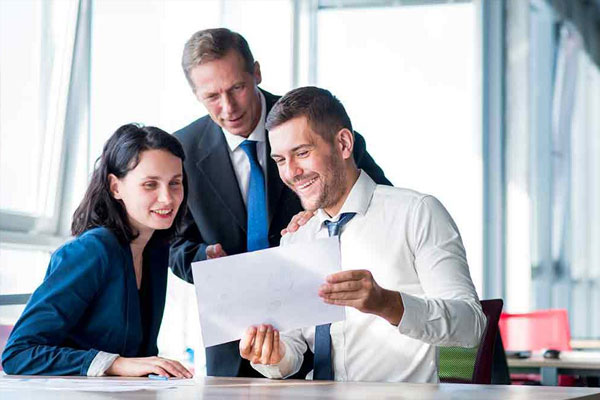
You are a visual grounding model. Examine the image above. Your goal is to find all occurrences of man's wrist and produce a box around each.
[379,290,404,326]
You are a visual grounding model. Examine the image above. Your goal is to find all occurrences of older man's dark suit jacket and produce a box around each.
[170,88,391,378]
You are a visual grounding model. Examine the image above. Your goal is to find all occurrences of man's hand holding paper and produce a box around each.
[239,325,285,365]
[319,269,405,326]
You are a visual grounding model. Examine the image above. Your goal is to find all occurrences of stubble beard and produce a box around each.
[299,151,347,213]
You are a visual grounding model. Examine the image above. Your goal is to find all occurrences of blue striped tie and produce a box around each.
[313,212,356,381]
[239,140,269,251]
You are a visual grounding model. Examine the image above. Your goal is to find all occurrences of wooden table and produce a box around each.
[1,376,600,399]
[508,352,600,386]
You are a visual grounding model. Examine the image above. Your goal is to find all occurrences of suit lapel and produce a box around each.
[195,122,247,232]
[266,137,285,225]
[192,90,284,234]
[262,89,286,225]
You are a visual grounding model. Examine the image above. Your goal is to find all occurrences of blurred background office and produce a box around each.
[1,0,599,375]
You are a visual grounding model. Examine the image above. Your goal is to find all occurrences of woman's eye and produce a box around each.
[143,182,157,189]
[297,151,308,157]
[170,181,182,187]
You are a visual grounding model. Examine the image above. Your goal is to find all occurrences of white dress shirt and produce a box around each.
[252,170,486,383]
[222,91,268,205]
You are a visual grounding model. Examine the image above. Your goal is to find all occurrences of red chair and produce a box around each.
[499,309,574,385]
[499,309,571,352]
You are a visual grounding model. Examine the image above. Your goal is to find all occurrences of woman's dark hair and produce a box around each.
[71,123,188,244]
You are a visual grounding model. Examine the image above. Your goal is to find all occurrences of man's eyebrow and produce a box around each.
[271,144,312,159]
[228,80,246,88]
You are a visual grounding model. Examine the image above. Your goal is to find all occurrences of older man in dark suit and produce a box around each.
[169,28,390,378]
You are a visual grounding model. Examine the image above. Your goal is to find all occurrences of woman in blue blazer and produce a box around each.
[2,124,193,378]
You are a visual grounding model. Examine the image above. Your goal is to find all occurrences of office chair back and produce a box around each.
[438,299,504,384]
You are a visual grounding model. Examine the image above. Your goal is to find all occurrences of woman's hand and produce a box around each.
[105,356,193,378]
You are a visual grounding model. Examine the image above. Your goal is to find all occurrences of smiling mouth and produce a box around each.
[151,209,173,216]
[296,177,318,191]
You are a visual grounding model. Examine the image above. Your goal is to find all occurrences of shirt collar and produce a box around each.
[316,170,377,224]
[222,90,267,151]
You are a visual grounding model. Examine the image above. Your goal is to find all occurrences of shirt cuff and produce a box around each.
[87,351,120,377]
[397,291,430,336]
[250,341,298,379]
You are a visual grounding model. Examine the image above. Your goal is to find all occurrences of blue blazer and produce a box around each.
[1,227,169,375]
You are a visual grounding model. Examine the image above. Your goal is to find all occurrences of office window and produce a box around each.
[0,0,79,332]
[506,0,600,338]
[89,0,221,163]
[565,48,600,338]
[220,0,294,95]
[316,2,482,293]
[0,0,78,218]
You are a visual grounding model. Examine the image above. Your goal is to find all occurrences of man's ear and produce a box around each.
[108,174,122,200]
[336,128,355,160]
[253,61,262,85]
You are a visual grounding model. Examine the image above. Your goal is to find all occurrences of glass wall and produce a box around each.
[0,0,79,324]
[316,2,483,293]
[505,0,600,338]
[0,0,78,217]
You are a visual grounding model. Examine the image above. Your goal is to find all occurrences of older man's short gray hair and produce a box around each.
[181,28,255,90]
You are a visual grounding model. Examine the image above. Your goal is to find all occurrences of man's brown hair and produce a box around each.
[265,86,353,143]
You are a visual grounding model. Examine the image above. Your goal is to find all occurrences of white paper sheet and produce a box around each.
[191,237,345,347]
[0,376,195,391]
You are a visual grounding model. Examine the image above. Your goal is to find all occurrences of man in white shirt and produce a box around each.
[239,86,486,383]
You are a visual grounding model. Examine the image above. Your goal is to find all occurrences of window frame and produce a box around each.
[0,0,91,304]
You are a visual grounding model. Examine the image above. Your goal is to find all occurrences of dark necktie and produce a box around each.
[313,212,356,381]
[239,140,269,251]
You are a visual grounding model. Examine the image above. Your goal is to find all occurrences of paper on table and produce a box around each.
[0,376,195,391]
[191,236,345,347]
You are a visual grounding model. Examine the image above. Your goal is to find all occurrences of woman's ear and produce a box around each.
[108,174,122,200]
[336,128,355,160]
